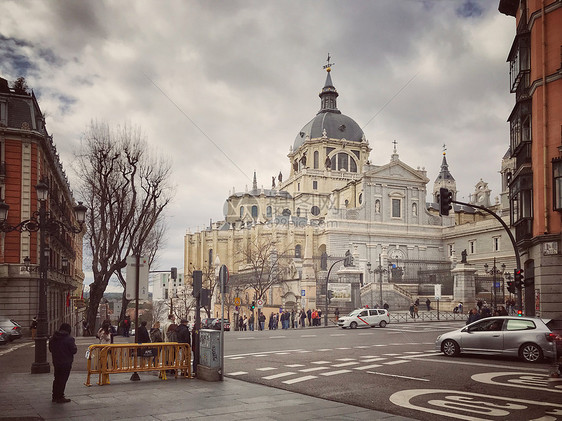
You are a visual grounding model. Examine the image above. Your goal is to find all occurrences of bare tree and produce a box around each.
[75,121,173,334]
[12,76,29,94]
[234,237,292,302]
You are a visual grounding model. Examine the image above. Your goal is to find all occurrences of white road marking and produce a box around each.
[418,357,547,372]
[336,347,351,350]
[354,364,383,370]
[254,354,267,357]
[404,351,425,354]
[330,334,346,337]
[256,367,277,371]
[333,362,359,367]
[236,337,256,340]
[228,356,245,360]
[275,352,289,355]
[0,341,32,356]
[335,358,356,361]
[299,366,330,373]
[282,375,318,384]
[317,348,332,351]
[225,348,302,358]
[354,346,370,348]
[383,360,409,365]
[358,332,374,335]
[269,336,286,339]
[228,371,248,376]
[361,357,386,363]
[321,369,352,376]
[398,352,442,359]
[367,371,429,381]
[301,334,317,337]
[312,361,331,364]
[383,353,401,356]
[297,350,312,353]
[285,364,305,367]
[262,372,296,380]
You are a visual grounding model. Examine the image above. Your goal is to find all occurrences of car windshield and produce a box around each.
[348,310,362,317]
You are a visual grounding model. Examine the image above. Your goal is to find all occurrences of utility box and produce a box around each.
[199,329,221,369]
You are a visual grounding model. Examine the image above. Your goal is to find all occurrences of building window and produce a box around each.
[251,205,258,218]
[282,208,291,216]
[298,183,300,191]
[493,237,500,252]
[330,152,357,172]
[208,249,213,267]
[375,199,381,213]
[295,245,301,258]
[0,100,7,126]
[391,198,401,218]
[239,206,244,218]
[469,240,476,254]
[313,180,318,190]
[266,206,272,218]
[358,193,363,205]
[311,206,320,216]
[296,208,301,217]
[553,157,562,211]
[313,151,319,169]
[448,244,454,257]
[510,174,533,224]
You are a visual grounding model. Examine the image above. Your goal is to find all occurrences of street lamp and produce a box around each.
[367,255,389,308]
[0,180,86,374]
[484,258,506,311]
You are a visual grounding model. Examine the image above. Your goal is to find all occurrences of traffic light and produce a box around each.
[251,301,255,310]
[171,267,177,280]
[517,310,523,317]
[439,188,453,216]
[514,269,524,289]
[327,290,333,304]
[507,280,515,294]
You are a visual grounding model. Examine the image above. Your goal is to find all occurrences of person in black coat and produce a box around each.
[48,323,77,403]
[176,319,190,345]
[137,320,151,343]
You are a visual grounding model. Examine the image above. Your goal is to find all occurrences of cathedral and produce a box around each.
[184,66,516,319]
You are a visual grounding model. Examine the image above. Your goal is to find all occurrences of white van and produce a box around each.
[338,308,390,329]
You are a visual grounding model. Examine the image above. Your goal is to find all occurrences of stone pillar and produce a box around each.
[335,267,363,310]
[452,263,477,312]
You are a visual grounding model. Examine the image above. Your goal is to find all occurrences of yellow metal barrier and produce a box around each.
[85,342,192,386]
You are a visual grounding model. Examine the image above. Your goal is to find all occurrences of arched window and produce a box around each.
[251,205,258,218]
[296,208,301,217]
[239,206,244,218]
[329,152,357,172]
[358,193,363,205]
[266,206,272,218]
[311,206,320,216]
[313,151,319,169]
[282,208,291,216]
[295,245,302,258]
[350,158,357,172]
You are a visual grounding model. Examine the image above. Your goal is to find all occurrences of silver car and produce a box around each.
[435,316,556,363]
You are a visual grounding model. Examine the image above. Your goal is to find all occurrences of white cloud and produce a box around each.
[1,0,515,283]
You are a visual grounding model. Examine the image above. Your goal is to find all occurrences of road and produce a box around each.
[222,321,562,421]
[2,321,561,420]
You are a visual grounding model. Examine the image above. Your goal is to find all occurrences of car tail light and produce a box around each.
[545,333,557,342]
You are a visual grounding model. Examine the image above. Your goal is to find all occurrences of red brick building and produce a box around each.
[499,0,562,318]
[0,77,85,335]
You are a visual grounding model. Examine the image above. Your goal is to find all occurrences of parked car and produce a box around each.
[435,316,556,363]
[211,318,230,331]
[338,308,390,329]
[0,319,22,341]
[0,327,10,345]
[201,318,216,329]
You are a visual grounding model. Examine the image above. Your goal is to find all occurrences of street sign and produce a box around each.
[495,282,501,288]
[301,289,306,296]
[234,297,241,306]
[257,299,263,308]
[125,255,149,300]
[434,284,442,300]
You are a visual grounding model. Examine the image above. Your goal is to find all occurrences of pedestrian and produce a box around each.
[383,302,389,310]
[415,298,420,307]
[122,316,131,337]
[300,310,306,328]
[409,303,415,318]
[466,308,481,325]
[164,315,178,342]
[249,313,255,331]
[82,319,91,336]
[243,315,248,331]
[307,308,312,326]
[414,304,419,318]
[176,319,190,345]
[458,302,463,314]
[259,312,266,331]
[291,310,295,328]
[334,307,340,323]
[97,322,112,344]
[137,320,151,343]
[48,323,77,403]
[30,316,37,340]
[477,300,483,312]
[318,309,322,323]
[425,298,431,311]
[268,312,274,330]
[150,321,163,343]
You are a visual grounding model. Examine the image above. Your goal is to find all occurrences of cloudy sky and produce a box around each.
[1,0,515,291]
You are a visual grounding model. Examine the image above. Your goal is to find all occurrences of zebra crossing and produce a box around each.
[226,347,439,385]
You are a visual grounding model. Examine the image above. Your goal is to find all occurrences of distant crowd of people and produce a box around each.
[466,300,511,325]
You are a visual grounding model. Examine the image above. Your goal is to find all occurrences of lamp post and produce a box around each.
[484,258,506,312]
[367,255,389,308]
[0,180,86,374]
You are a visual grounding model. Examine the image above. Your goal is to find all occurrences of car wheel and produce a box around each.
[350,321,358,329]
[519,343,543,362]
[379,320,387,328]
[442,339,460,357]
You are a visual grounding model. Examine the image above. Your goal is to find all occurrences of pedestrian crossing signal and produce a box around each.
[251,301,255,310]
[517,310,523,317]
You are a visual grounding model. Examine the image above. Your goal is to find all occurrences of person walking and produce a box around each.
[150,321,163,343]
[30,317,37,340]
[334,308,340,323]
[300,310,306,328]
[409,303,415,319]
[291,310,295,328]
[243,315,248,331]
[259,312,266,331]
[307,308,312,326]
[176,319,190,345]
[414,303,420,319]
[137,320,151,343]
[425,298,431,311]
[48,323,77,404]
[249,313,255,331]
[97,322,112,344]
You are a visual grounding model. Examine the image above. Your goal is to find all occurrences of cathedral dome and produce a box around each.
[293,69,364,151]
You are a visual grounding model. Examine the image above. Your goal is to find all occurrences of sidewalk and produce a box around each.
[0,370,413,420]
